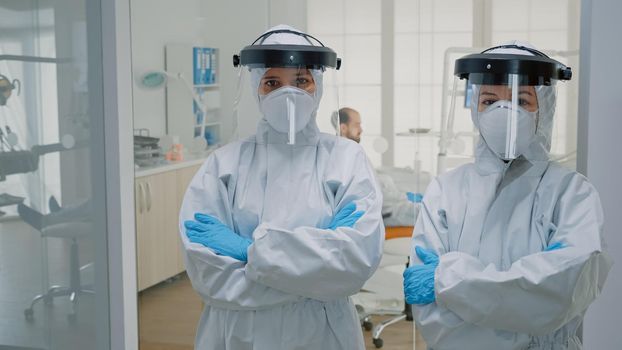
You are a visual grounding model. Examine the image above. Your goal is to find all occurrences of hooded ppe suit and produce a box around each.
[179,25,384,350]
[410,42,612,350]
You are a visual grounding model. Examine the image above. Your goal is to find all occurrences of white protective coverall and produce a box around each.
[411,44,612,350]
[179,26,384,350]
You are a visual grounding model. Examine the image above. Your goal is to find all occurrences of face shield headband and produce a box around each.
[233,29,342,71]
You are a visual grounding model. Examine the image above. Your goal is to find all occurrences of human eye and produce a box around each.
[294,77,312,89]
[264,79,280,88]
[480,98,497,106]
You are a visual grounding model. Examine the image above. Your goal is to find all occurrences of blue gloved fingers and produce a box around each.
[403,264,436,305]
[326,203,364,230]
[238,240,252,261]
[351,210,364,220]
[186,229,214,239]
[403,266,415,280]
[186,229,201,239]
[194,213,222,225]
[406,192,424,203]
[336,202,357,219]
[186,231,228,256]
[186,230,212,246]
[342,210,365,227]
[403,272,413,304]
[185,222,251,261]
[415,246,439,265]
[545,241,565,252]
[240,236,253,246]
[184,220,211,232]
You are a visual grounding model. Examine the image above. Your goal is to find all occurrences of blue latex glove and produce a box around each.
[326,202,365,230]
[184,213,252,262]
[406,192,423,203]
[545,241,566,252]
[403,246,439,305]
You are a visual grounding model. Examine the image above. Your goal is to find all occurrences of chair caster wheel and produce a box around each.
[363,320,373,331]
[373,338,383,348]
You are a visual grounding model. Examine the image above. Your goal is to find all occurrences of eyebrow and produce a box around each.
[261,73,311,81]
[518,90,535,96]
[479,90,535,97]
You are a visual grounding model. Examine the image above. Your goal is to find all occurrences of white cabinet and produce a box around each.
[135,163,202,291]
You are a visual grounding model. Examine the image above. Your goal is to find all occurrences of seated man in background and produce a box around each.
[331,107,362,143]
[332,107,424,227]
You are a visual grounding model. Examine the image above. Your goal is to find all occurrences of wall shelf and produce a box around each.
[193,84,220,88]
[165,44,221,149]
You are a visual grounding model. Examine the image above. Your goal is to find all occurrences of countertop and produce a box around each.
[134,152,211,178]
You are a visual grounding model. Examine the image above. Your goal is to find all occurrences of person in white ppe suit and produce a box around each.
[403,42,612,349]
[179,25,384,350]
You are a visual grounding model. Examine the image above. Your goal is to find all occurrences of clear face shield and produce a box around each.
[470,74,543,160]
[452,47,572,161]
[232,29,342,145]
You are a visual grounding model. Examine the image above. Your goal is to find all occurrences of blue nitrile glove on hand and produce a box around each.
[326,202,365,230]
[184,213,252,262]
[406,192,423,203]
[403,246,439,305]
[545,241,566,252]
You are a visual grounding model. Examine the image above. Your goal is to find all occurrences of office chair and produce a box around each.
[18,197,94,323]
[354,227,415,348]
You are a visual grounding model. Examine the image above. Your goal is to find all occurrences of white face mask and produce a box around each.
[259,86,317,143]
[478,101,537,160]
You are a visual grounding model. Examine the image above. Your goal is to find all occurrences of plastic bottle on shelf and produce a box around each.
[165,136,184,161]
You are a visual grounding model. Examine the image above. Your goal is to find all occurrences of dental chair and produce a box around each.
[18,196,94,323]
[354,226,414,348]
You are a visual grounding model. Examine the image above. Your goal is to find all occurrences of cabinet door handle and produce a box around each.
[137,182,144,214]
[146,181,152,212]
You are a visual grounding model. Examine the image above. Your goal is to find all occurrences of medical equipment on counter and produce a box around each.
[0,73,20,106]
[133,129,164,167]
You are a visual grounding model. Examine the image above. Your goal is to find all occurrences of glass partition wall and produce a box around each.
[0,0,112,349]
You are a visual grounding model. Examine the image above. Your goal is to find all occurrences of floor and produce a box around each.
[1,218,426,350]
[139,274,427,350]
[0,219,97,350]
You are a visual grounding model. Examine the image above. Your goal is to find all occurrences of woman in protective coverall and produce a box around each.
[179,25,384,349]
[403,42,612,349]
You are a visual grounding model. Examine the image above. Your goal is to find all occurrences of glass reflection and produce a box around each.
[0,1,109,349]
